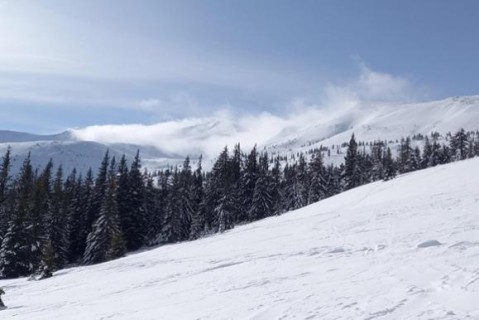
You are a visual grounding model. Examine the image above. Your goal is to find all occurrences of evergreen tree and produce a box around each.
[383,147,396,180]
[83,168,96,237]
[398,137,414,173]
[38,240,54,279]
[450,128,469,160]
[123,151,147,250]
[422,135,433,168]
[307,151,327,203]
[83,160,124,264]
[89,151,110,232]
[146,170,169,245]
[0,219,30,278]
[370,142,384,181]
[343,134,362,190]
[270,157,283,215]
[161,168,183,243]
[0,148,11,240]
[295,154,308,207]
[46,166,69,269]
[325,164,342,197]
[249,153,273,220]
[189,156,205,240]
[239,146,258,222]
[0,155,34,278]
[176,156,194,240]
[67,174,88,263]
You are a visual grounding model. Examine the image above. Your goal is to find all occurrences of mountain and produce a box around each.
[0,130,184,175]
[0,130,72,143]
[1,95,479,174]
[265,95,479,152]
[1,157,478,319]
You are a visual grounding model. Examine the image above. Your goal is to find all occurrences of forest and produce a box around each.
[0,128,477,279]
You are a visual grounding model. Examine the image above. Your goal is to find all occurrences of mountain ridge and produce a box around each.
[1,95,479,173]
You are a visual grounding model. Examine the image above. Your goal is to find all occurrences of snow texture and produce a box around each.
[1,157,478,319]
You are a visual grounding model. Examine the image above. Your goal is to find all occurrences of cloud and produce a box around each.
[72,110,288,158]
[71,63,422,158]
[322,60,421,106]
[356,62,417,102]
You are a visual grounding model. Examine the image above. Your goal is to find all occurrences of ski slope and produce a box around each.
[1,158,479,319]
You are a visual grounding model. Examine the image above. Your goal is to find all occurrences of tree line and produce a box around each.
[0,128,477,279]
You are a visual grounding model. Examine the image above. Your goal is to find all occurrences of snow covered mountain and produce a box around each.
[1,157,478,319]
[1,95,479,173]
[0,131,183,175]
[265,95,479,152]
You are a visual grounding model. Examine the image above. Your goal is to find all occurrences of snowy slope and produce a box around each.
[266,95,479,150]
[0,133,183,175]
[1,158,479,319]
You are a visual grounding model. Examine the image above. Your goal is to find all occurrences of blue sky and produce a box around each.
[1,0,479,133]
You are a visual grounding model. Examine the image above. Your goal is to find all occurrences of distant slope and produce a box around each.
[266,96,479,151]
[1,158,478,319]
[0,134,183,175]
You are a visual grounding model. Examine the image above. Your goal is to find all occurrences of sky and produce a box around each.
[1,0,479,133]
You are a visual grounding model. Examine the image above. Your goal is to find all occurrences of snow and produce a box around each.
[267,95,479,151]
[1,158,479,319]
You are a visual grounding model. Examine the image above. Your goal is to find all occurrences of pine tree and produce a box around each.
[398,137,414,173]
[38,240,54,279]
[270,157,283,215]
[123,151,147,250]
[249,152,273,220]
[383,147,396,180]
[83,168,96,237]
[0,148,11,241]
[239,146,258,222]
[370,142,384,181]
[147,169,171,244]
[307,151,327,203]
[46,166,69,269]
[176,156,194,240]
[422,135,433,168]
[0,155,34,278]
[161,169,184,243]
[0,219,30,278]
[343,134,362,190]
[89,151,110,232]
[83,160,124,264]
[209,147,236,232]
[67,174,88,263]
[450,128,469,160]
[189,156,205,240]
[325,164,342,197]
[290,154,308,208]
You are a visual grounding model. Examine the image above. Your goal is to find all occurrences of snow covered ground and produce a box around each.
[1,158,479,319]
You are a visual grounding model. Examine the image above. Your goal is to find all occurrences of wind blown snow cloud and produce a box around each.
[72,65,421,158]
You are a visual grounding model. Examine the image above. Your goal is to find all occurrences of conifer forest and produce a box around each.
[0,128,477,279]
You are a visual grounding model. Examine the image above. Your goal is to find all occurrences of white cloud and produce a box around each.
[356,62,416,102]
[72,64,421,158]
